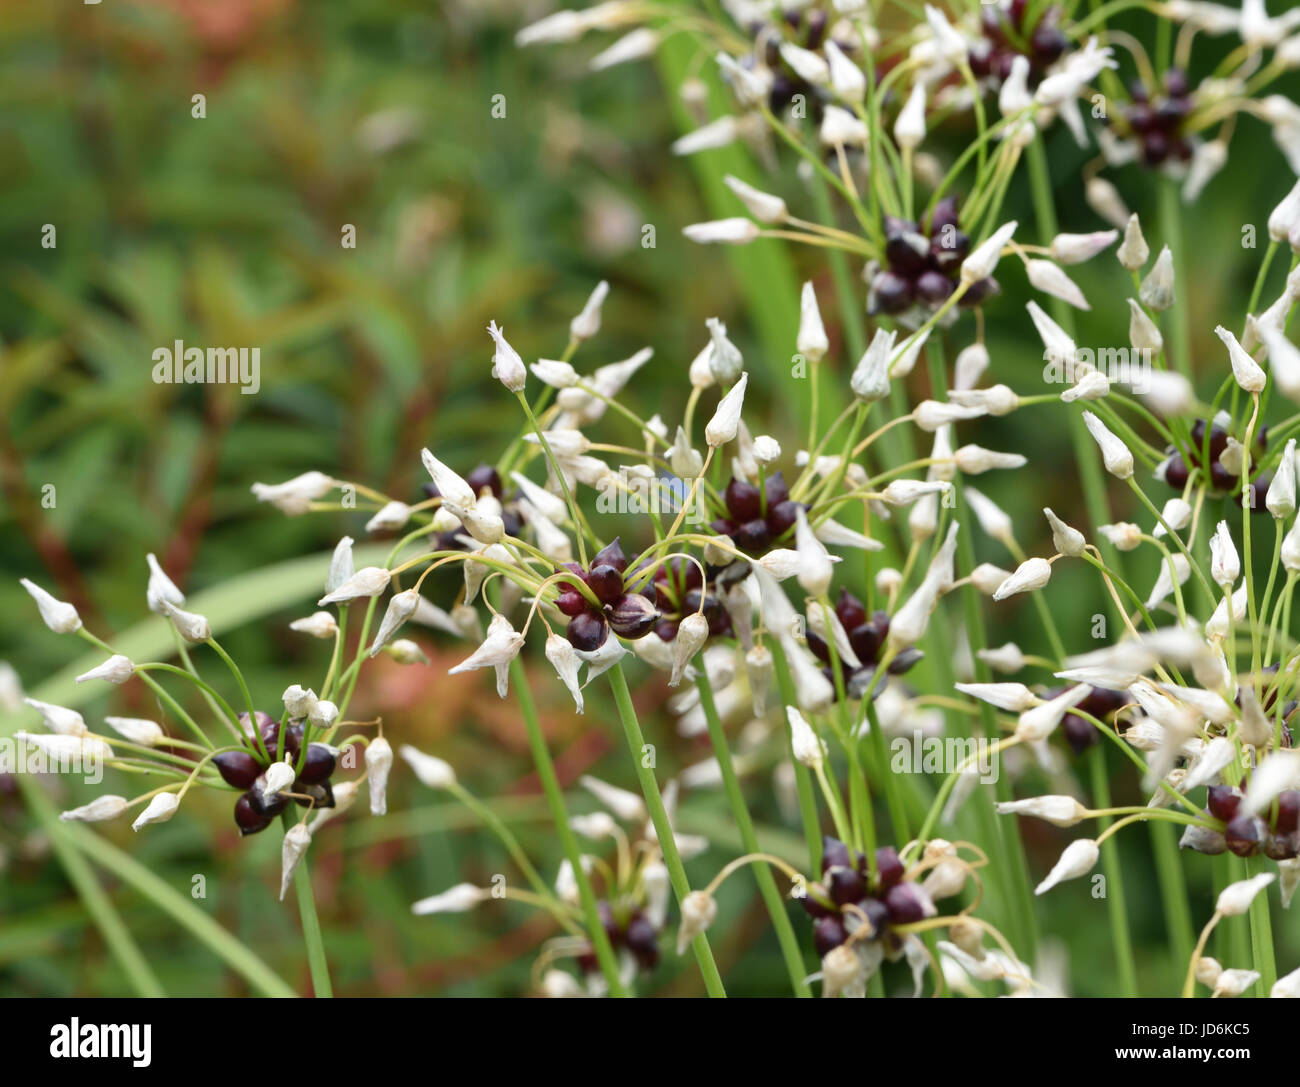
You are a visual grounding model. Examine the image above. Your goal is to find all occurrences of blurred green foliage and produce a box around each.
[1,1,1298,996]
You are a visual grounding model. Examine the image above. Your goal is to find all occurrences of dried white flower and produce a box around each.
[75,655,134,686]
[132,792,180,832]
[20,579,82,634]
[412,883,490,915]
[365,736,394,815]
[997,795,1090,827]
[160,599,211,642]
[683,218,760,245]
[250,471,335,515]
[103,716,164,747]
[290,611,339,639]
[60,795,129,823]
[399,744,456,789]
[1081,411,1135,479]
[1034,838,1099,894]
[145,553,185,614]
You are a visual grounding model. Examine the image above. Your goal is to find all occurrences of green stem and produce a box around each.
[283,814,333,998]
[694,673,811,997]
[1089,745,1139,996]
[606,663,726,996]
[509,658,628,997]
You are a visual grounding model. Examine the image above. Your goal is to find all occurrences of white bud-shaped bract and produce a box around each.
[22,699,87,735]
[671,613,709,687]
[1061,369,1109,403]
[894,83,927,149]
[75,655,134,686]
[797,281,829,361]
[132,792,180,832]
[569,280,609,342]
[60,795,130,823]
[282,684,318,720]
[412,883,491,916]
[1026,260,1090,310]
[421,449,475,508]
[1127,298,1164,355]
[794,507,834,598]
[996,795,1090,827]
[545,633,585,714]
[992,557,1053,601]
[145,553,185,614]
[319,566,392,606]
[683,218,760,245]
[1271,178,1300,241]
[1215,325,1266,393]
[369,589,420,657]
[365,501,412,535]
[161,599,211,642]
[1016,684,1092,742]
[1138,246,1176,310]
[20,578,82,634]
[1085,176,1130,229]
[290,611,339,639]
[1269,440,1298,517]
[250,471,335,515]
[1217,873,1277,920]
[1043,508,1086,557]
[954,682,1038,712]
[1117,213,1149,270]
[705,372,748,447]
[1213,968,1262,999]
[532,358,581,389]
[979,643,1027,673]
[326,536,355,594]
[961,221,1017,285]
[965,487,1015,546]
[450,614,525,698]
[953,446,1026,474]
[279,822,312,901]
[104,716,164,747]
[1081,410,1134,479]
[366,736,394,815]
[705,318,743,383]
[676,890,718,955]
[1034,838,1099,894]
[850,328,896,401]
[399,743,456,789]
[786,706,825,769]
[970,563,1014,595]
[825,39,866,102]
[1050,229,1118,264]
[723,175,787,224]
[580,775,645,824]
[779,41,829,85]
[1210,521,1240,588]
[953,343,989,391]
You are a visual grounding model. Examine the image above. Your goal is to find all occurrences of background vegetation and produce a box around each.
[1,0,1295,996]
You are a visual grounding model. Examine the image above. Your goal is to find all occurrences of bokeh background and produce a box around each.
[1,0,1297,996]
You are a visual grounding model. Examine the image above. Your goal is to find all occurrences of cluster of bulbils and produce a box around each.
[1196,783,1300,861]
[1114,70,1195,168]
[868,199,996,318]
[740,5,850,116]
[1056,685,1130,756]
[800,837,934,958]
[557,538,660,651]
[807,589,922,702]
[969,0,1070,86]
[577,899,661,975]
[711,471,802,556]
[1159,417,1271,511]
[214,711,338,835]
